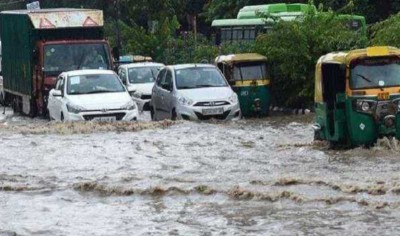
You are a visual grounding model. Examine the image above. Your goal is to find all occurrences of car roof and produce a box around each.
[120,62,165,69]
[61,69,115,77]
[167,64,216,70]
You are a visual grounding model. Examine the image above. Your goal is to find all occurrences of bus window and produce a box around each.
[232,29,238,41]
[349,20,361,31]
[221,28,232,42]
[233,28,243,40]
[249,28,256,39]
[244,28,250,40]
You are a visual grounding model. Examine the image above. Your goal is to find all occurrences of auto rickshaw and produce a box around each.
[215,53,270,117]
[314,46,400,147]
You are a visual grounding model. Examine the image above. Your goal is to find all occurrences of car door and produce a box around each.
[152,68,166,118]
[159,69,174,119]
[48,76,63,119]
[53,77,65,120]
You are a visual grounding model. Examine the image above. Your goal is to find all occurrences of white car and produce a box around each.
[150,64,241,121]
[47,70,138,122]
[118,62,164,112]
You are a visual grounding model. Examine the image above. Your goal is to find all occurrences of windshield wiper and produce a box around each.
[178,86,195,89]
[356,74,372,83]
[86,90,118,94]
[196,84,215,88]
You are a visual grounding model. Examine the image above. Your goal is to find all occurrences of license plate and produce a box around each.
[93,116,116,122]
[378,92,389,100]
[202,108,224,115]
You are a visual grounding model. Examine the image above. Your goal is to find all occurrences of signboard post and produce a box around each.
[27,1,40,10]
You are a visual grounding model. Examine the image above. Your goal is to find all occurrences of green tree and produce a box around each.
[256,6,367,107]
[370,12,400,47]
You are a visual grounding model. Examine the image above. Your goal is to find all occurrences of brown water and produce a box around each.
[1,108,400,235]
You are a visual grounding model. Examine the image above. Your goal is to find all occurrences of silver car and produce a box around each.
[150,64,241,121]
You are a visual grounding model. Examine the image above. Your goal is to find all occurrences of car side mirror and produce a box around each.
[51,89,62,97]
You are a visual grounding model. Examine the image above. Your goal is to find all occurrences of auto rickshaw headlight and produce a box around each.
[353,99,376,114]
[361,102,370,112]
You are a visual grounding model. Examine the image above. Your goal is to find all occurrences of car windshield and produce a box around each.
[128,66,161,84]
[175,67,228,89]
[67,74,125,95]
[44,43,110,76]
[350,57,400,89]
[233,62,269,81]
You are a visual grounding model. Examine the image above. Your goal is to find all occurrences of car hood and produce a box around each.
[67,92,132,110]
[177,87,233,101]
[127,83,154,95]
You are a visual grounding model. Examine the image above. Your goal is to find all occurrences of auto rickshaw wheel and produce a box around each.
[313,130,322,141]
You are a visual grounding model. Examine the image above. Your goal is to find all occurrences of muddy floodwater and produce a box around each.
[1,108,400,236]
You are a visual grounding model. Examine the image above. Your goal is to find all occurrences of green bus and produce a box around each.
[211,3,367,45]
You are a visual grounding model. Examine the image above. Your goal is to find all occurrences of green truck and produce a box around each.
[0,9,113,116]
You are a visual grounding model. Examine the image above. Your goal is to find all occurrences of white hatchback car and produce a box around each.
[151,64,241,121]
[47,70,138,121]
[118,62,164,112]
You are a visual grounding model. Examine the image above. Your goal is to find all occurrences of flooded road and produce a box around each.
[1,108,400,235]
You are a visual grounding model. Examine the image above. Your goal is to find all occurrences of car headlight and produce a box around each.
[121,101,137,110]
[229,93,239,104]
[132,91,143,99]
[66,103,84,114]
[178,96,194,106]
[129,91,136,97]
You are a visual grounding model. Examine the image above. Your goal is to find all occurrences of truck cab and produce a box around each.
[0,9,113,116]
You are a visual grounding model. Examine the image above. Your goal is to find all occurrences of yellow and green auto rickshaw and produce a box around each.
[215,53,270,117]
[314,46,400,147]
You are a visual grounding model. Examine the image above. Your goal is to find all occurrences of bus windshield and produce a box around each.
[44,43,110,75]
[350,57,400,89]
[233,62,269,81]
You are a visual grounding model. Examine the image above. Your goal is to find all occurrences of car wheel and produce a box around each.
[0,92,4,106]
[150,106,155,120]
[171,109,177,121]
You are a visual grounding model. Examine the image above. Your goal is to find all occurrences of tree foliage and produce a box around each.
[256,7,368,107]
[370,12,400,47]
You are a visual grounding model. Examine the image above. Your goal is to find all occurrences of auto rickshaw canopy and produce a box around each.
[315,46,400,103]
